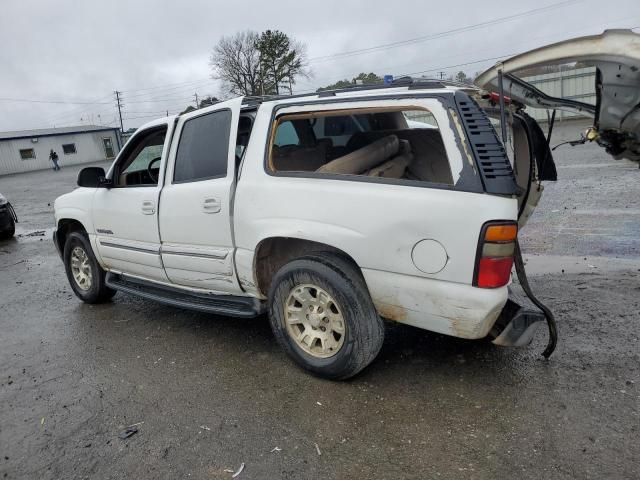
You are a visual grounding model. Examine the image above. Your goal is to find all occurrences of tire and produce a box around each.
[63,231,116,304]
[0,218,14,240]
[268,252,384,380]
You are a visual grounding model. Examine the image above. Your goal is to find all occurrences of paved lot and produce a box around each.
[0,122,638,479]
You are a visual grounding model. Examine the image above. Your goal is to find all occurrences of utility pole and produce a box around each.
[114,90,124,133]
[194,93,199,108]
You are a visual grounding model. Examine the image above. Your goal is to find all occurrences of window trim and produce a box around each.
[62,143,77,155]
[263,93,484,194]
[109,125,167,189]
[19,148,36,160]
[171,108,232,185]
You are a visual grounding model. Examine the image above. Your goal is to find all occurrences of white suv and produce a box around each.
[53,30,640,379]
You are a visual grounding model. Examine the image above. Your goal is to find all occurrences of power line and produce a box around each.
[120,77,211,94]
[0,96,111,105]
[123,79,215,99]
[36,93,118,128]
[2,2,580,111]
[125,93,210,104]
[398,53,520,78]
[296,14,640,93]
[307,0,582,63]
[123,112,180,121]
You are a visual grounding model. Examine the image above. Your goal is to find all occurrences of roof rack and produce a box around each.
[241,77,477,107]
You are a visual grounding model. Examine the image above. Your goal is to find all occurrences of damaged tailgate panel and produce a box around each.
[475,29,640,162]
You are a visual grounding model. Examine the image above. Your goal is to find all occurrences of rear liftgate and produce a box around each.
[490,70,558,358]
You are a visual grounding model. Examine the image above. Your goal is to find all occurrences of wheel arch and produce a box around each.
[55,218,88,254]
[253,237,363,298]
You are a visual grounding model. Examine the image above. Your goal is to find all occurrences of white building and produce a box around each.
[0,125,121,176]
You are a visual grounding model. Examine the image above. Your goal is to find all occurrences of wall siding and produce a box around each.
[0,130,119,176]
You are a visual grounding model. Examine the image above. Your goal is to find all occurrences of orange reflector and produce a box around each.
[484,224,517,242]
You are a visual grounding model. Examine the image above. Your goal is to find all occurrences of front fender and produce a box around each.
[54,189,96,234]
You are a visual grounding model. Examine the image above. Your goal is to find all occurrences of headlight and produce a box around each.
[0,193,7,205]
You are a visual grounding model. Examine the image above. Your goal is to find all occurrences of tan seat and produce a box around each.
[404,130,453,184]
[317,135,399,175]
[272,142,328,171]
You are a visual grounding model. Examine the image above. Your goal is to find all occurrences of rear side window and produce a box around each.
[268,106,454,186]
[174,109,231,183]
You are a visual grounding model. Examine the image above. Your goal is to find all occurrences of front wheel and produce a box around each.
[268,252,384,380]
[63,232,116,304]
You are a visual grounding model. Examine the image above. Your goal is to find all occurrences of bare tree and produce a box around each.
[210,31,262,96]
[287,39,311,93]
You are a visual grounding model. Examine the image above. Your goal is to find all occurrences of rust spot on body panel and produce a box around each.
[375,302,407,322]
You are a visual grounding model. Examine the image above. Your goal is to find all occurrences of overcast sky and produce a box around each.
[0,0,638,132]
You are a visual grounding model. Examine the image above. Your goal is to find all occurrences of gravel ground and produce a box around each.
[0,120,638,479]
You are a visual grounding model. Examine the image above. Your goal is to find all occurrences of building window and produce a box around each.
[62,143,76,154]
[19,148,36,160]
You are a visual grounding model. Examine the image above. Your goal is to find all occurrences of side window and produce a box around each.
[174,109,231,183]
[268,105,455,186]
[115,127,167,187]
[404,110,437,129]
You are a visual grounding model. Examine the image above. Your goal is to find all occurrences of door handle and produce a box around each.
[141,200,155,215]
[203,197,221,214]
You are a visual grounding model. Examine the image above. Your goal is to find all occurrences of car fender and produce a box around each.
[54,189,105,265]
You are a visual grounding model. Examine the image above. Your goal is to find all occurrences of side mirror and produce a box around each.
[77,167,109,188]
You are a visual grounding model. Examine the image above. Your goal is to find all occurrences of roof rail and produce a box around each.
[240,77,477,106]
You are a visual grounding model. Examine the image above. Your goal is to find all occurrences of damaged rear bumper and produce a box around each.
[490,287,545,347]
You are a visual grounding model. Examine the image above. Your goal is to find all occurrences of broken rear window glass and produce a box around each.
[268,106,454,185]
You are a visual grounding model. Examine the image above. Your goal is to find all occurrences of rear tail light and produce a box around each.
[473,221,517,288]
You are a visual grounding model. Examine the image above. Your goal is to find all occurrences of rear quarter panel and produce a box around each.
[235,175,516,283]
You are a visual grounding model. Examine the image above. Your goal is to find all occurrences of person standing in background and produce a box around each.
[49,149,60,171]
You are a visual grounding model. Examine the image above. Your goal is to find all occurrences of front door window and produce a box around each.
[113,127,167,187]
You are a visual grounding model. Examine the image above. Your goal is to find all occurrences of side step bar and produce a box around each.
[105,273,265,318]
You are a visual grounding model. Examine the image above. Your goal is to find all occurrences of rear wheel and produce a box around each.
[63,231,116,303]
[268,252,384,380]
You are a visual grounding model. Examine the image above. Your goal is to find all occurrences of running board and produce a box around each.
[105,273,265,318]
